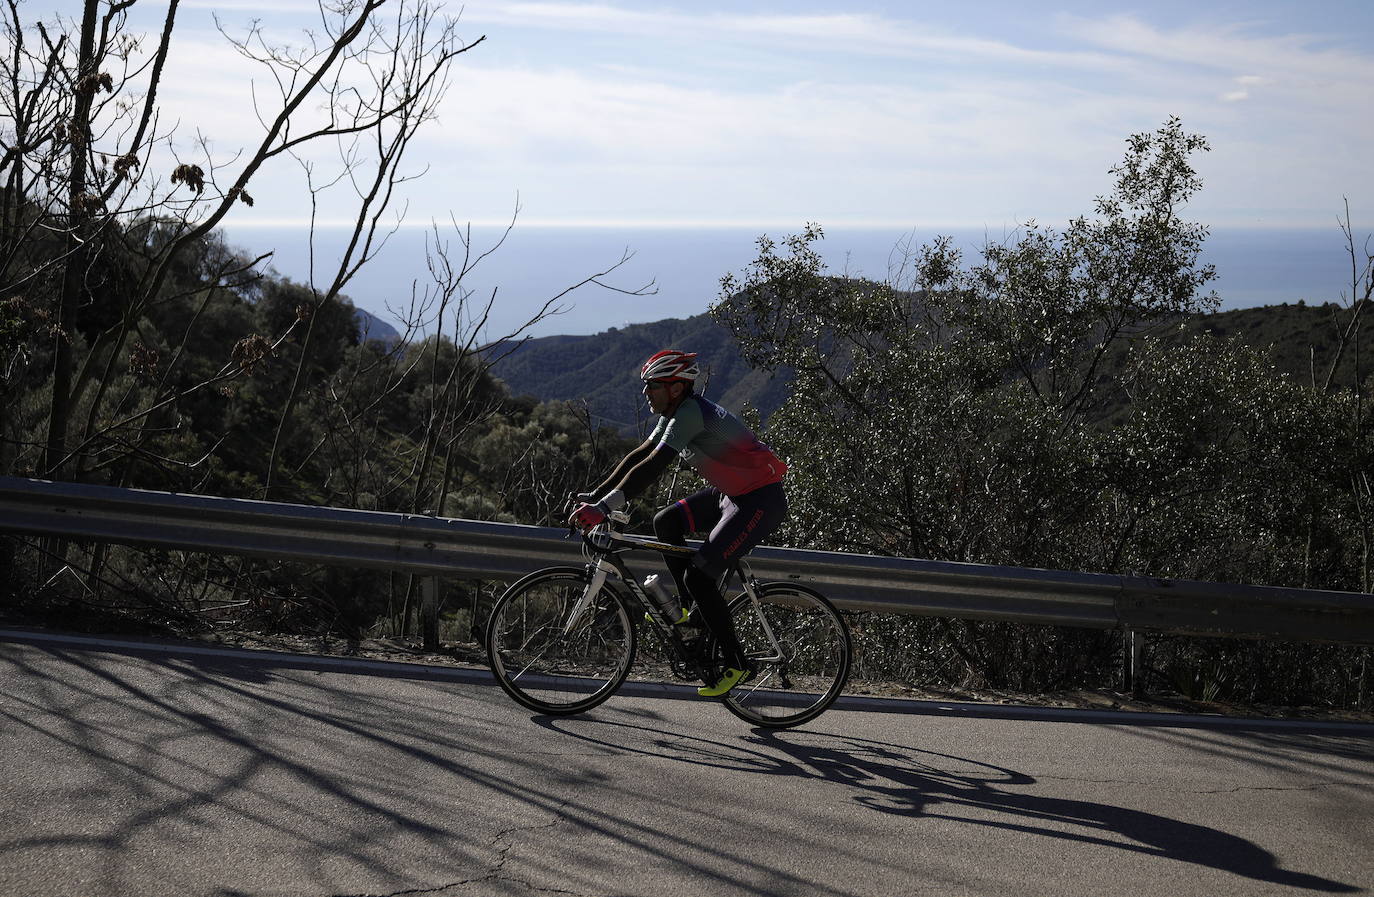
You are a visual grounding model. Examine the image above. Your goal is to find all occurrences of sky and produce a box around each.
[17,0,1374,333]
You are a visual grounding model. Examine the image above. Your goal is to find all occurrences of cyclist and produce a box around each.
[569,349,788,697]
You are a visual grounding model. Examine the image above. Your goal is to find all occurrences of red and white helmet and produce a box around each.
[639,349,699,383]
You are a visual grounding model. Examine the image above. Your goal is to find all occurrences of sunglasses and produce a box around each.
[644,380,674,392]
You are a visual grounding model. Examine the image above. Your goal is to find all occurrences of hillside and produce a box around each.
[1094,301,1373,408]
[1192,302,1370,387]
[489,314,793,433]
[355,308,401,345]
[490,301,1371,433]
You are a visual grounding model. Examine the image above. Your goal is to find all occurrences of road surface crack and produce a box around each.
[334,802,595,897]
[1034,774,1356,795]
[481,806,589,895]
[1188,781,1356,795]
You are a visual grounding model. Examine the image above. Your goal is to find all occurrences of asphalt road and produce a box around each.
[2,630,1371,897]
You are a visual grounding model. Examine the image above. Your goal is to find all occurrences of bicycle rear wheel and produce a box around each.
[720,583,851,729]
[486,566,636,715]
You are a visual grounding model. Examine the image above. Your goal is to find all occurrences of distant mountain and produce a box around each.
[488,313,793,434]
[489,300,1371,435]
[1102,300,1373,395]
[355,308,401,346]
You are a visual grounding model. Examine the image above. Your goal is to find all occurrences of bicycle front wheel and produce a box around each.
[485,566,637,715]
[721,582,851,729]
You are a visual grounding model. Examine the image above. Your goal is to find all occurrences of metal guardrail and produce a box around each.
[1,475,1373,645]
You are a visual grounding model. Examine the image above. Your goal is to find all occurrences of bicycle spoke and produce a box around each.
[721,584,851,728]
[486,568,636,715]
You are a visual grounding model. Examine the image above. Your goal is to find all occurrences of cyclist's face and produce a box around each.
[643,379,682,414]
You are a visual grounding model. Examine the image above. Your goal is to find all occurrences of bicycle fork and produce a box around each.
[563,560,612,636]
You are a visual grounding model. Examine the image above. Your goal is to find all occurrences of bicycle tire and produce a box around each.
[718,582,851,729]
[485,566,637,715]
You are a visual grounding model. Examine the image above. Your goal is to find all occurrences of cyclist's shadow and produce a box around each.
[746,729,1356,893]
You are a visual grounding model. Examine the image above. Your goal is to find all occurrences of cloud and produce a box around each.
[461,1,1130,72]
[1062,13,1374,90]
[1219,74,1272,102]
[181,0,317,11]
[411,57,1163,229]
[57,1,1372,230]
[438,62,1117,167]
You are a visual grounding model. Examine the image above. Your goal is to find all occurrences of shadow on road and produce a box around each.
[542,716,1360,894]
[752,729,1359,893]
[6,640,886,897]
[0,642,544,896]
[2,634,1364,897]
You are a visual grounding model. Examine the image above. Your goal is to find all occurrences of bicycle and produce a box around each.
[484,511,852,729]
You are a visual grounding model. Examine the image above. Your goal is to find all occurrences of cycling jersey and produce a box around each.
[650,395,786,496]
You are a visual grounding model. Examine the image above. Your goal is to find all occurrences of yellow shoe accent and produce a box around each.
[698,666,752,698]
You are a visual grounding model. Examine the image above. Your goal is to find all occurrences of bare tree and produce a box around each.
[0,0,483,483]
[2,0,661,647]
[295,205,654,646]
[1320,200,1374,393]
[253,0,483,498]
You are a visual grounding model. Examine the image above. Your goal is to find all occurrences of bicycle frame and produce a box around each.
[570,519,787,666]
[488,514,853,727]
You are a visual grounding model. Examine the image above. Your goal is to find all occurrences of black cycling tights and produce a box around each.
[652,482,787,672]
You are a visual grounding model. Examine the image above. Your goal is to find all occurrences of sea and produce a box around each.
[220,224,1364,340]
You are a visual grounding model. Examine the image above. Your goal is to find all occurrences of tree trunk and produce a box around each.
[43,0,100,479]
[420,576,441,652]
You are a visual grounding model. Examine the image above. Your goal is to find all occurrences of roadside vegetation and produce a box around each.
[713,119,1374,711]
[0,0,644,647]
[0,1,1369,712]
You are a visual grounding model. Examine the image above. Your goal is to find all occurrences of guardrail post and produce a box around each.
[420,576,442,652]
[1122,629,1145,698]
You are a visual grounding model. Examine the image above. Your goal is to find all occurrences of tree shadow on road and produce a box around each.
[4,635,1360,897]
[538,714,1359,894]
[748,728,1359,894]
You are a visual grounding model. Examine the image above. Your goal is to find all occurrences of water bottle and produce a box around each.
[642,574,683,624]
